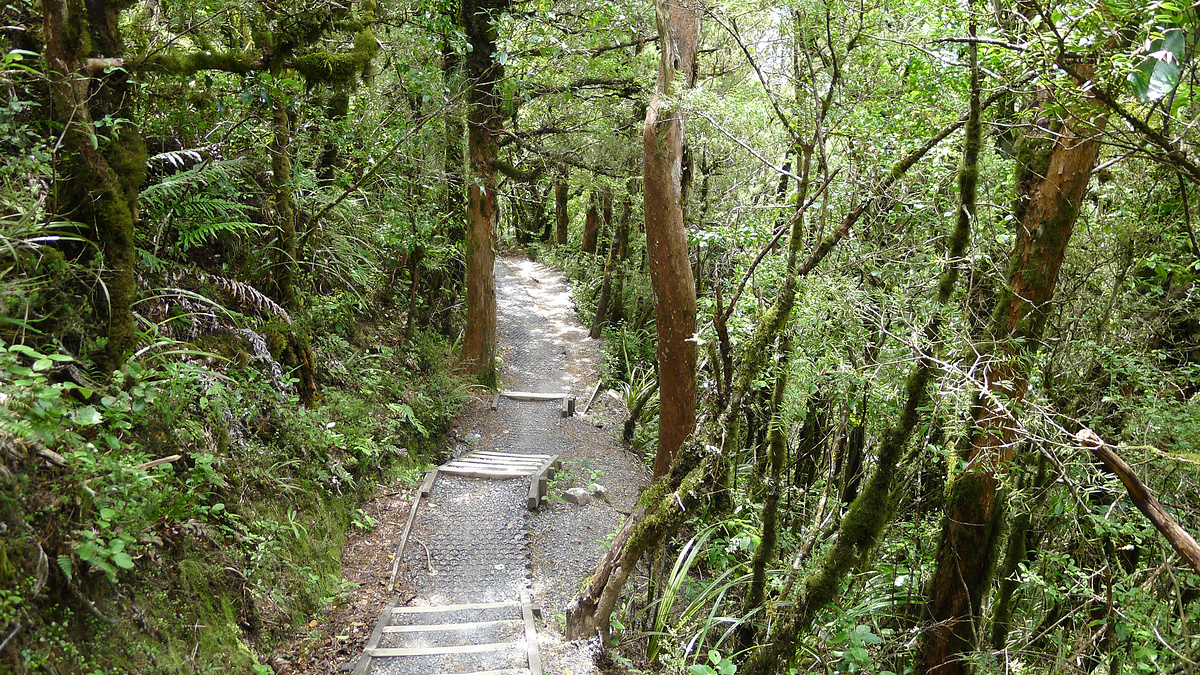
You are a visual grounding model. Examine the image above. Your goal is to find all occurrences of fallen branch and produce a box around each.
[1077,428,1200,575]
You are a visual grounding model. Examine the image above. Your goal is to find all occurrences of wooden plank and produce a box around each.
[471,451,553,460]
[499,391,570,401]
[447,459,539,471]
[368,641,523,657]
[581,380,602,415]
[388,484,425,592]
[446,463,536,476]
[520,589,543,675]
[560,397,575,417]
[382,619,522,633]
[440,467,530,480]
[391,600,520,614]
[353,599,397,675]
[464,452,546,462]
[491,392,501,410]
[419,469,438,497]
[413,670,530,675]
[455,455,545,466]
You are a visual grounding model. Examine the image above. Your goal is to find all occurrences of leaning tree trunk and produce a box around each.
[918,66,1104,675]
[45,0,144,375]
[644,0,700,478]
[461,0,508,385]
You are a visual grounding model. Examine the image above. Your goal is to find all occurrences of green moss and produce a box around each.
[145,51,257,74]
[292,51,368,84]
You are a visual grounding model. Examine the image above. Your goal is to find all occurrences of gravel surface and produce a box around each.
[277,254,650,675]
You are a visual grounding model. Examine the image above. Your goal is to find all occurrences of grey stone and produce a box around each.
[563,488,592,505]
[587,483,607,497]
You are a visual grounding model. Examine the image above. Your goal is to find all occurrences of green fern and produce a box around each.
[57,554,73,582]
[141,158,259,254]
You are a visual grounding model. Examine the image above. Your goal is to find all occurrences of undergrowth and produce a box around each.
[0,320,465,673]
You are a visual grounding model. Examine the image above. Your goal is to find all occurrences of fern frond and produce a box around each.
[201,273,292,326]
[57,554,73,582]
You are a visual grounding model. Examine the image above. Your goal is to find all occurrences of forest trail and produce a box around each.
[351,256,651,675]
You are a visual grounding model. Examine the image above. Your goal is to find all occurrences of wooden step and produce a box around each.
[368,641,523,657]
[391,601,520,614]
[382,619,522,633]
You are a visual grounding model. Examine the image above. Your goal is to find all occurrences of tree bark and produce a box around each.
[919,66,1104,675]
[591,218,619,339]
[443,30,467,247]
[644,0,700,479]
[44,0,143,375]
[581,191,600,254]
[461,0,508,384]
[555,172,569,245]
[270,95,297,310]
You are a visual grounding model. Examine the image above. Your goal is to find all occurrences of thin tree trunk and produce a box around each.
[270,96,297,310]
[741,337,791,649]
[461,0,508,384]
[591,219,618,338]
[644,0,700,478]
[581,190,600,254]
[555,172,569,245]
[443,30,466,246]
[918,61,1104,675]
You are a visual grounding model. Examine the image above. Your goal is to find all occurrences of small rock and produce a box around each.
[587,483,607,497]
[563,488,592,506]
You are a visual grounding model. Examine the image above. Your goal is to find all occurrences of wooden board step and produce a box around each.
[421,670,530,675]
[368,641,523,657]
[382,619,521,633]
[391,601,520,614]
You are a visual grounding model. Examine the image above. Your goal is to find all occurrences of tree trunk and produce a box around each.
[591,219,619,339]
[443,31,467,247]
[270,95,297,310]
[581,191,600,254]
[461,0,508,385]
[740,337,790,650]
[918,66,1104,675]
[644,0,700,478]
[44,0,144,375]
[555,172,569,245]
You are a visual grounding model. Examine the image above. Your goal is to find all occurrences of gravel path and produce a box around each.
[374,256,650,675]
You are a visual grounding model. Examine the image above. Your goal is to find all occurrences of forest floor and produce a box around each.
[273,254,651,674]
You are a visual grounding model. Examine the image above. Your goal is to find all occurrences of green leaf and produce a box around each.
[77,542,96,562]
[73,406,103,426]
[111,551,134,569]
[688,666,713,675]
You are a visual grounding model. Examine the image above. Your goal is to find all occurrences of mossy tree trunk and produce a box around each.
[644,0,700,479]
[740,336,791,650]
[44,0,144,375]
[461,0,508,385]
[269,94,297,311]
[916,52,1104,675]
